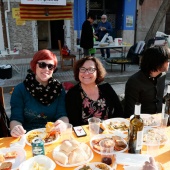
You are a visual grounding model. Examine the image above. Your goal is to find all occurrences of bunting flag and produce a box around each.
[19,3,73,20]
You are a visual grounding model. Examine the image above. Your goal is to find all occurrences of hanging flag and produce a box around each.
[19,3,72,20]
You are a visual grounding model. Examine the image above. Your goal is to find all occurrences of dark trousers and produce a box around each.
[100,48,110,58]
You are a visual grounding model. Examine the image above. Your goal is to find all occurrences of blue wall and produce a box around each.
[123,0,136,30]
[74,0,86,38]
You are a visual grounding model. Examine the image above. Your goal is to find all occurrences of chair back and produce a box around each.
[0,87,4,108]
[58,40,63,57]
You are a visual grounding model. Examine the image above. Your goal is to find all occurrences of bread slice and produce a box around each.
[4,151,17,159]
[0,154,5,163]
[0,162,12,170]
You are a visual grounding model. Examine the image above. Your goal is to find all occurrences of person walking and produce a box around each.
[96,14,112,58]
[80,12,95,57]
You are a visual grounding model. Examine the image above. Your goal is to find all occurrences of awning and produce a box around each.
[19,3,73,20]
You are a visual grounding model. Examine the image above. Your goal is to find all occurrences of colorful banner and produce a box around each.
[19,3,72,20]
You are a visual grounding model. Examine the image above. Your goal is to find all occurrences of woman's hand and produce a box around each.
[10,125,26,137]
[143,157,158,170]
[54,120,67,133]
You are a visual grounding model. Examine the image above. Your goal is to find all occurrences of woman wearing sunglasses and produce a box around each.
[65,56,124,126]
[10,49,68,137]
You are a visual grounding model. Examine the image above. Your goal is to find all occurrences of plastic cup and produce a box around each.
[88,117,101,138]
[60,123,73,141]
[99,139,116,166]
[146,133,160,157]
[161,114,169,128]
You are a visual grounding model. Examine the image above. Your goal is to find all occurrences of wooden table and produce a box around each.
[0,125,170,169]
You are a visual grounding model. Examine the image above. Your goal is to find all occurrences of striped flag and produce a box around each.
[19,3,73,20]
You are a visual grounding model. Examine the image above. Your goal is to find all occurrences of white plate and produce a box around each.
[19,155,56,170]
[116,153,150,166]
[102,118,129,133]
[136,114,161,127]
[53,143,93,167]
[143,127,168,145]
[25,128,59,146]
[90,134,128,154]
[0,147,26,170]
[74,162,112,170]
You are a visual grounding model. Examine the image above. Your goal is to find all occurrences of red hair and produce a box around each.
[30,49,58,73]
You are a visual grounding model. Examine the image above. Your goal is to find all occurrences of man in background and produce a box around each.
[96,14,112,59]
[80,12,95,56]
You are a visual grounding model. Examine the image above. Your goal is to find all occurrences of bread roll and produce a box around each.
[60,140,78,153]
[0,162,12,170]
[80,143,91,157]
[68,148,89,164]
[0,154,5,163]
[53,151,68,165]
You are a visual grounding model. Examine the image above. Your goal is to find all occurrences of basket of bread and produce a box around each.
[99,43,109,47]
[53,139,93,167]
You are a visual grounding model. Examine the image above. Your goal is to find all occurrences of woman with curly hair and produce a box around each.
[66,56,124,126]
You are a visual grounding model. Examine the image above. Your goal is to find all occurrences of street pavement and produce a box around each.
[1,52,170,117]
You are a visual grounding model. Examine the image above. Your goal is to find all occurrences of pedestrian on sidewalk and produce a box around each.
[96,14,112,58]
[65,56,124,126]
[80,12,95,57]
[10,49,68,137]
[124,46,170,117]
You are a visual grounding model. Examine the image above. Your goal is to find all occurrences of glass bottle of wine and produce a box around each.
[128,103,144,154]
[163,84,170,126]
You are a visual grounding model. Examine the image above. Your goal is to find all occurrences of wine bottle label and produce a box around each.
[136,130,143,150]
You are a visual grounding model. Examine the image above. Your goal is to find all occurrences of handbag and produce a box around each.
[0,102,10,137]
[62,45,70,56]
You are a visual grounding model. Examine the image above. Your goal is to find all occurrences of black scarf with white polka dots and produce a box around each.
[24,72,62,106]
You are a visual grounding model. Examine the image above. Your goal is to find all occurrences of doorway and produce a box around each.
[37,20,64,50]
[50,20,64,49]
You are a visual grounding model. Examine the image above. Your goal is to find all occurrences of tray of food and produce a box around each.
[102,118,129,133]
[25,128,59,146]
[53,139,93,167]
[74,162,112,170]
[90,134,128,154]
[0,147,26,170]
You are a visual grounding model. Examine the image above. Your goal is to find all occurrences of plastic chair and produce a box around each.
[58,40,76,70]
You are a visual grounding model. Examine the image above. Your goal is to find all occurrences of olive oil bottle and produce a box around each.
[128,103,144,154]
[163,84,170,126]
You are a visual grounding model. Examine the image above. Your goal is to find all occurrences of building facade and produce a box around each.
[0,0,167,55]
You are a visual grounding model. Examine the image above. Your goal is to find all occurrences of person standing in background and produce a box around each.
[96,14,112,59]
[89,26,98,56]
[80,12,95,56]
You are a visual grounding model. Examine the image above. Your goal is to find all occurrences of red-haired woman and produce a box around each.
[10,49,68,137]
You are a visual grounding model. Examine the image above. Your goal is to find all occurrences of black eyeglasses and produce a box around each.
[79,67,96,74]
[37,62,55,70]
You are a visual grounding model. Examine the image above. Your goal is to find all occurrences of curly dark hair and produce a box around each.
[140,46,170,74]
[73,56,106,84]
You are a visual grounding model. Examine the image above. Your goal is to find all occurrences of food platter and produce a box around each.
[140,114,161,127]
[19,155,56,170]
[74,162,112,170]
[130,114,161,127]
[0,147,26,170]
[143,127,168,145]
[25,128,59,146]
[53,140,93,167]
[90,134,128,154]
[102,118,129,133]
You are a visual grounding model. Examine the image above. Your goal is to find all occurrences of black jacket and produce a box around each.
[124,70,166,118]
[80,20,94,49]
[65,82,124,126]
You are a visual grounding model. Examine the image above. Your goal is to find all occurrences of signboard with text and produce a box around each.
[21,0,66,5]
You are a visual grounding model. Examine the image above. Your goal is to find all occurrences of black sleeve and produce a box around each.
[124,79,140,118]
[65,87,83,126]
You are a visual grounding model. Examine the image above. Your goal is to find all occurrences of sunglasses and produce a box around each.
[37,62,55,70]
